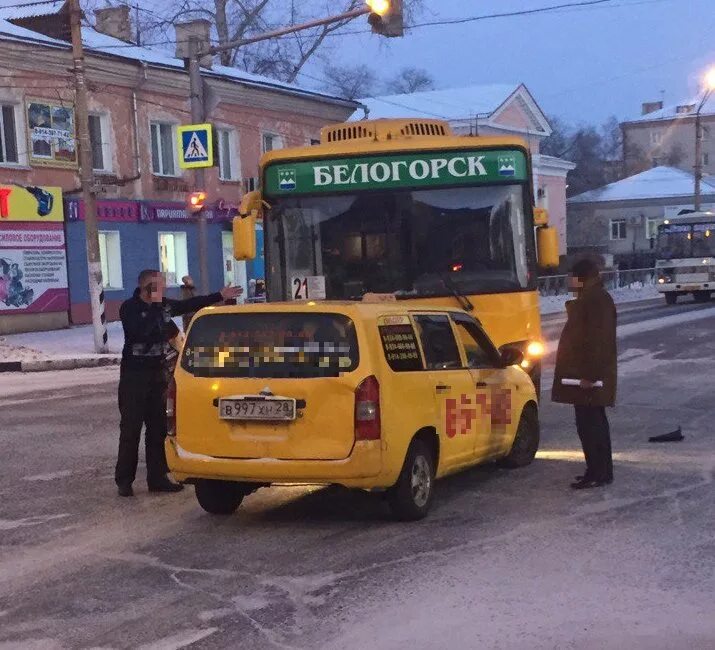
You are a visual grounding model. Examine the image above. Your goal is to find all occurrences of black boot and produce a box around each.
[117,483,134,497]
[148,476,184,493]
[570,478,607,490]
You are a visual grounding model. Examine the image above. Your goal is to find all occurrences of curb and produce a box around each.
[0,356,120,373]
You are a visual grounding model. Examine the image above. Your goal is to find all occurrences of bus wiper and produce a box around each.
[441,274,474,312]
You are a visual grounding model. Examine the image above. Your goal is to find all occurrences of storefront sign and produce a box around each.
[0,186,69,314]
[27,99,77,168]
[66,199,139,222]
[264,149,528,196]
[0,185,63,222]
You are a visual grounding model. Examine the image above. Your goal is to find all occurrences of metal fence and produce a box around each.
[537,268,657,296]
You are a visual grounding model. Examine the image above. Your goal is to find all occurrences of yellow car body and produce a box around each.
[167,301,539,519]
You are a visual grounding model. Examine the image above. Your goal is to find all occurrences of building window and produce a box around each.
[703,153,710,166]
[610,219,627,240]
[217,128,240,181]
[650,130,663,146]
[0,104,19,164]
[262,133,283,153]
[88,114,112,172]
[98,231,123,289]
[158,232,188,286]
[646,217,662,240]
[150,122,176,176]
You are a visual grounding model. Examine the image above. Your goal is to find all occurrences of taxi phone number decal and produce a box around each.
[445,388,512,438]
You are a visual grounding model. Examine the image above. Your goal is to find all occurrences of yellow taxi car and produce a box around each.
[166,301,539,521]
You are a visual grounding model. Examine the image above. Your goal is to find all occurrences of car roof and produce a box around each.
[201,300,471,319]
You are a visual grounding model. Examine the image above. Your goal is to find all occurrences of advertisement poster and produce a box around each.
[26,100,77,167]
[0,185,68,314]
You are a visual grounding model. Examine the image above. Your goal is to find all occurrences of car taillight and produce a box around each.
[355,375,381,441]
[166,377,176,437]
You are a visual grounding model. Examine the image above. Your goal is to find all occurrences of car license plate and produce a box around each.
[219,397,296,421]
[682,285,699,291]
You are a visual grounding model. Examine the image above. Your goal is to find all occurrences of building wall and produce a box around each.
[567,194,715,260]
[537,174,569,251]
[622,116,715,176]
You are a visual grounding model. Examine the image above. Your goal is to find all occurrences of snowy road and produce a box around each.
[0,306,714,649]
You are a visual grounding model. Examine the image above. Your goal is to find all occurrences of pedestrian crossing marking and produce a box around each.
[184,132,208,160]
[177,123,214,169]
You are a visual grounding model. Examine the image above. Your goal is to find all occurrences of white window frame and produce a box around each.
[262,132,283,154]
[646,217,662,240]
[610,219,627,241]
[650,130,663,146]
[88,113,112,173]
[158,231,189,287]
[150,121,178,177]
[217,127,240,181]
[0,101,22,166]
[98,230,123,290]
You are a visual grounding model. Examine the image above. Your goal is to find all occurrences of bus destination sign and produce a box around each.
[264,149,527,195]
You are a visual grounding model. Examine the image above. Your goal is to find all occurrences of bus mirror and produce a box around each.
[533,207,548,226]
[233,213,256,261]
[239,190,263,217]
[537,226,559,268]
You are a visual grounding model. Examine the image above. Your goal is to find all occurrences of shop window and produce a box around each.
[610,219,627,241]
[98,231,123,290]
[89,114,112,172]
[158,232,188,286]
[150,122,176,176]
[0,104,18,164]
[218,128,240,181]
[262,133,283,153]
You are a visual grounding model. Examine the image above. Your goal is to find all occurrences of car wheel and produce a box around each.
[388,439,435,521]
[499,405,540,469]
[693,291,711,303]
[664,292,677,305]
[195,479,244,515]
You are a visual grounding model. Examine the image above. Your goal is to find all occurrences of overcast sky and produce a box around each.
[301,0,715,126]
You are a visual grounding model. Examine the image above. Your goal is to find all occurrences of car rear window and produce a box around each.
[182,312,359,378]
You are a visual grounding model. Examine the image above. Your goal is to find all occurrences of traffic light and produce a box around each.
[187,191,207,214]
[367,0,403,37]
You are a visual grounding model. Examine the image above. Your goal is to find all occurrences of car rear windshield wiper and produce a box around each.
[441,273,474,312]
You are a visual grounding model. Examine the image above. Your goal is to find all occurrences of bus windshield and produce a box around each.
[264,184,535,301]
[657,222,715,259]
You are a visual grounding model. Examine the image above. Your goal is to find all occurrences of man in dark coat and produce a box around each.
[552,258,617,490]
[115,269,242,497]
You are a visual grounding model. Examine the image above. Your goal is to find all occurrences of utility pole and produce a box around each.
[188,36,210,294]
[70,0,108,353]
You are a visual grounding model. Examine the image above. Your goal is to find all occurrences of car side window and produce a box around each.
[451,314,502,369]
[413,314,462,370]
[378,316,423,372]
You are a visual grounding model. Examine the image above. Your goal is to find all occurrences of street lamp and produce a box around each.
[694,66,715,210]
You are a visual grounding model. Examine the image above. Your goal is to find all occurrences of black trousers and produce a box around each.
[115,368,169,487]
[574,405,613,482]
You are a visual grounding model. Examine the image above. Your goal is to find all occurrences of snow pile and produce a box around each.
[540,283,660,315]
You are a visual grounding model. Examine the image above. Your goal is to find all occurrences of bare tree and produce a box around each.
[385,66,434,94]
[322,63,378,100]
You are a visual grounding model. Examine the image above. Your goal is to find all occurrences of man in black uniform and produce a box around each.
[115,269,242,497]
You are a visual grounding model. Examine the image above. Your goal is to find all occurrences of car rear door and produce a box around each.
[412,313,479,471]
[177,311,362,460]
[450,312,517,457]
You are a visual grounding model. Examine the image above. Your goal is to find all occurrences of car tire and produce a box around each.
[499,405,540,469]
[195,479,244,515]
[693,291,711,303]
[388,439,435,522]
[664,292,677,305]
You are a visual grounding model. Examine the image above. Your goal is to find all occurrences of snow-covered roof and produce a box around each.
[358,84,522,121]
[625,94,715,123]
[568,166,715,205]
[0,18,356,107]
[0,0,65,20]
